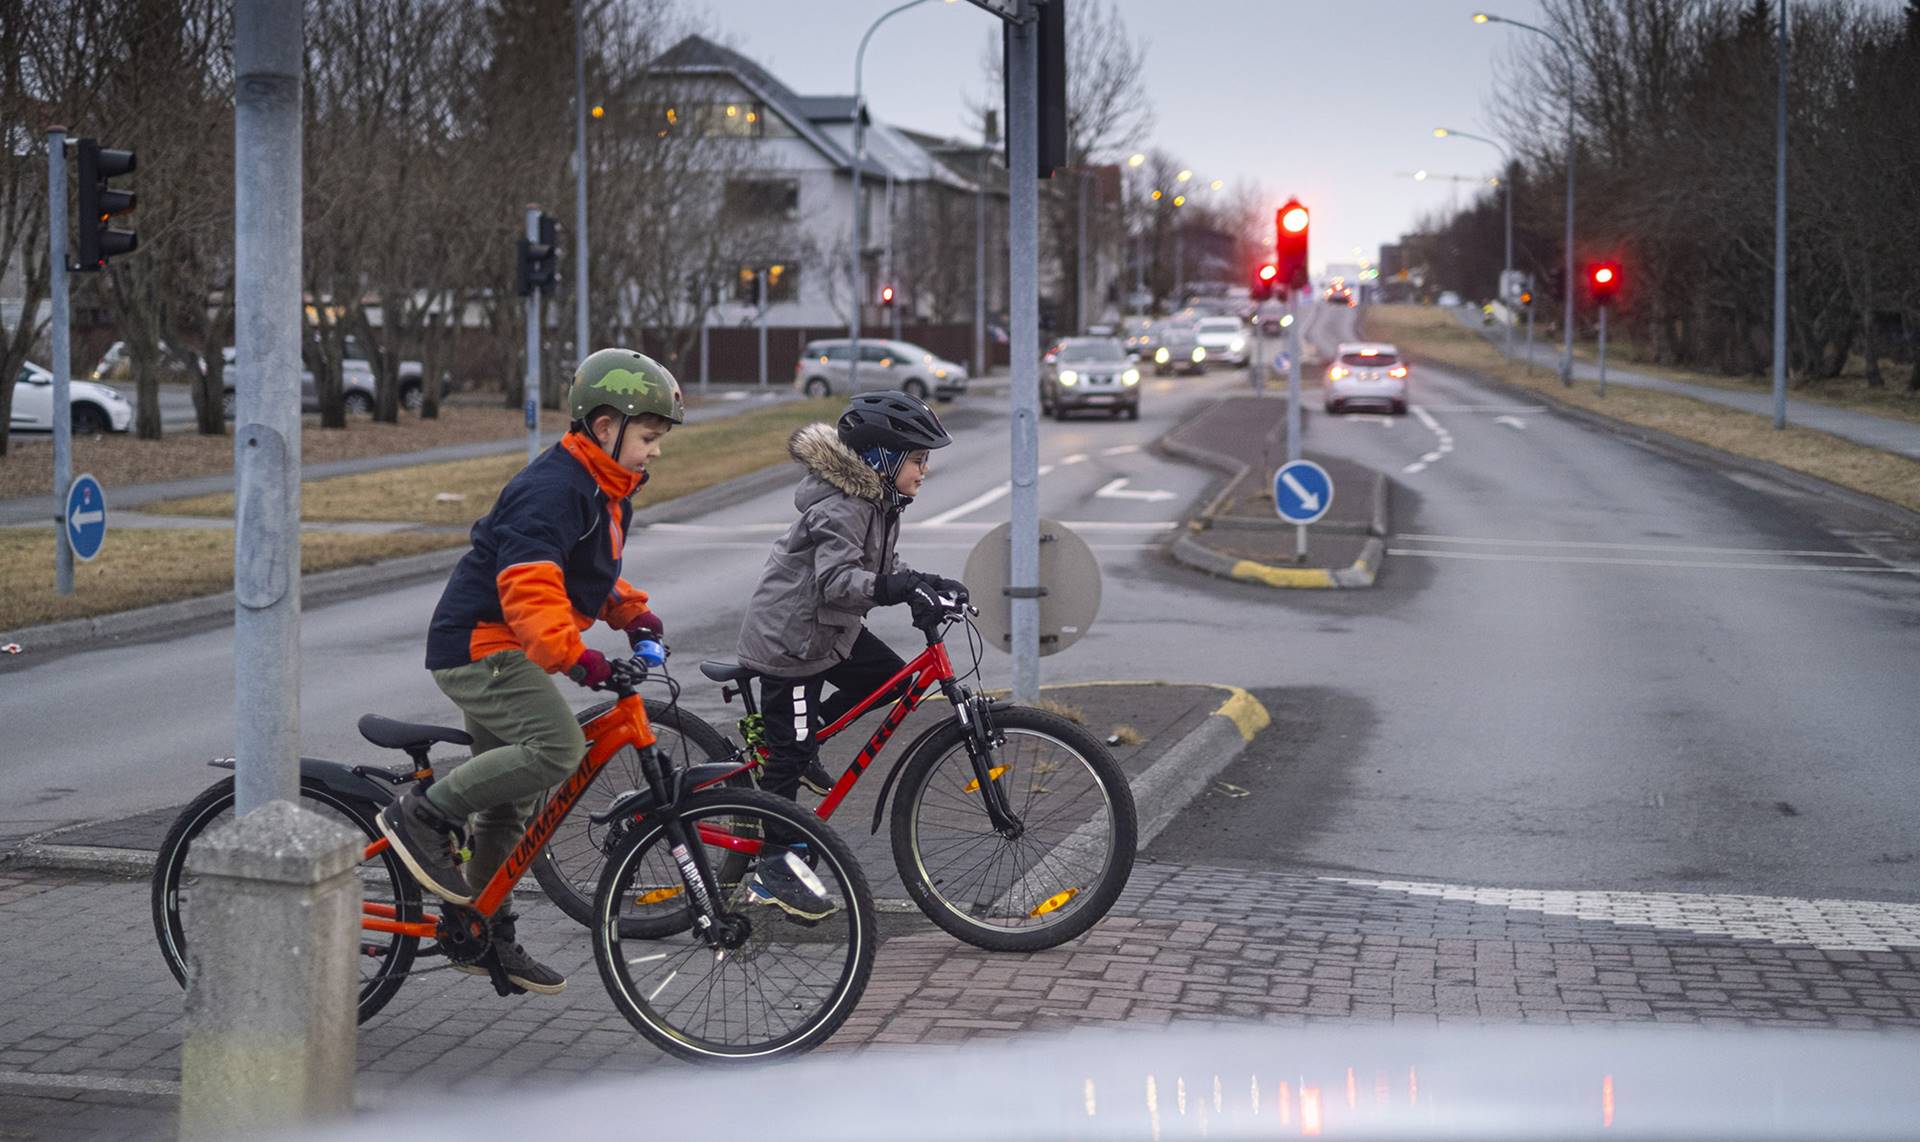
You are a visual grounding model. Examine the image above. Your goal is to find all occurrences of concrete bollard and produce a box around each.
[178,799,362,1140]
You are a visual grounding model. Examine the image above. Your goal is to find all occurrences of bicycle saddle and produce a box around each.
[699,659,759,683]
[357,713,473,752]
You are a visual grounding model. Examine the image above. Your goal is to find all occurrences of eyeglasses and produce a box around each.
[905,453,932,470]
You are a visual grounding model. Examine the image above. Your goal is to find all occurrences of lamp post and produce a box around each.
[1476,11,1577,386]
[1771,0,1789,429]
[849,0,944,391]
[1435,127,1515,351]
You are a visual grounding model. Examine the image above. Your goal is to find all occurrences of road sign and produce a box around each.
[1272,351,1292,373]
[963,518,1102,657]
[1272,459,1333,525]
[65,472,106,561]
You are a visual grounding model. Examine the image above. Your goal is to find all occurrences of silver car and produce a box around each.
[1324,340,1408,415]
[1041,337,1141,420]
[792,339,967,402]
[1150,321,1207,376]
[1194,317,1250,367]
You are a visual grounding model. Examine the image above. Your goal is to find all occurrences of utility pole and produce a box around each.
[975,149,988,379]
[1007,6,1041,701]
[757,269,769,386]
[573,0,590,370]
[1076,169,1089,334]
[525,205,542,463]
[1771,0,1789,430]
[47,128,72,596]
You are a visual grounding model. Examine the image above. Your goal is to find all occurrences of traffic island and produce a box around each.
[1158,395,1391,589]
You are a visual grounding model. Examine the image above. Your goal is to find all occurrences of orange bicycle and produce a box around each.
[151,655,876,1062]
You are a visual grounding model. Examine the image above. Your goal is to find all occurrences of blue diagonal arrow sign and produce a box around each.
[1272,459,1333,525]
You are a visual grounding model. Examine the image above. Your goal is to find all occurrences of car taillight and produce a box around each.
[1389,366,1408,379]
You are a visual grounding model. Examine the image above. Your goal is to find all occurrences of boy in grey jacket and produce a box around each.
[736,392,965,876]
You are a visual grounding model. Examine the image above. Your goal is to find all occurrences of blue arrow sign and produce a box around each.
[65,473,107,562]
[1273,459,1333,525]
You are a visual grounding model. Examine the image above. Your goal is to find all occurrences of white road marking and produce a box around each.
[1419,404,1548,414]
[1060,453,1089,465]
[1402,462,1427,474]
[1333,877,1920,953]
[1100,444,1142,456]
[1386,548,1919,574]
[643,522,788,533]
[920,463,1054,526]
[1493,415,1527,429]
[1421,451,1442,463]
[1095,477,1177,503]
[1402,403,1454,477]
[1392,533,1883,560]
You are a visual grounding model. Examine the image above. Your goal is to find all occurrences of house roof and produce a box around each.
[649,36,887,178]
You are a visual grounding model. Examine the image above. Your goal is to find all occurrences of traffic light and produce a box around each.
[1251,262,1279,302]
[1518,290,1533,308]
[879,283,896,308]
[516,213,559,297]
[1588,261,1621,305]
[1275,199,1310,292]
[74,139,136,272]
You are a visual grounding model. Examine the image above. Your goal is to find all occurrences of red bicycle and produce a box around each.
[533,596,1137,952]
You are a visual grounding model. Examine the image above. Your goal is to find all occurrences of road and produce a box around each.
[5,300,1919,905]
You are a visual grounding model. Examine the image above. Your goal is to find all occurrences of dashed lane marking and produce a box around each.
[1332,878,1920,953]
[1100,444,1142,456]
[1403,403,1454,475]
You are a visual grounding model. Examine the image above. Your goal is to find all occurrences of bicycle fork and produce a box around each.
[636,745,733,946]
[952,690,1023,838]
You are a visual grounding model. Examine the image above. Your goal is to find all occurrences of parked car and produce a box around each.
[341,336,428,412]
[1040,337,1140,420]
[220,347,378,418]
[792,339,967,401]
[1436,291,1463,307]
[1194,317,1250,367]
[11,361,133,434]
[1324,341,1408,415]
[1150,320,1207,376]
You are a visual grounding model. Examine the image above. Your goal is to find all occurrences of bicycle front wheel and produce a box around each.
[531,700,739,927]
[593,789,875,1063]
[151,776,422,1023]
[891,706,1137,952]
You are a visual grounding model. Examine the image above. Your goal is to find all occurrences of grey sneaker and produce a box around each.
[747,847,838,921]
[377,793,472,905]
[800,761,835,797]
[452,916,565,995]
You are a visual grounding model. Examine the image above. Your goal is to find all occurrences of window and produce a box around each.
[859,344,892,364]
[725,179,799,220]
[733,262,800,304]
[1056,340,1128,363]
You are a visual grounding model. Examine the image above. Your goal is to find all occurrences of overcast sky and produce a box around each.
[696,0,1556,274]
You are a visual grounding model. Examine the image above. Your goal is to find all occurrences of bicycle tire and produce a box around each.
[592,788,875,1063]
[890,706,1137,952]
[150,776,422,1024]
[530,701,743,927]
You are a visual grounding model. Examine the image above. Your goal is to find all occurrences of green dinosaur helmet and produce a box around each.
[568,348,685,424]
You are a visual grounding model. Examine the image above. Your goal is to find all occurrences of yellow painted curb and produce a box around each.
[1019,680,1273,744]
[1229,559,1335,588]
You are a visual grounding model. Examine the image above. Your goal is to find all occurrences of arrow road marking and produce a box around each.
[1094,478,1176,503]
[1278,471,1321,511]
[1493,415,1527,429]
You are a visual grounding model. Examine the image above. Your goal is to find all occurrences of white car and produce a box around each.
[1436,291,1463,307]
[11,361,133,435]
[793,339,967,401]
[1324,341,1408,415]
[1193,317,1250,367]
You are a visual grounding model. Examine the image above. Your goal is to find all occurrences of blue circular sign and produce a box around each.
[1273,460,1333,525]
[65,473,107,562]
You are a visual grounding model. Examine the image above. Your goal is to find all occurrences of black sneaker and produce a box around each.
[453,916,565,995]
[377,792,472,905]
[747,847,838,921]
[800,761,835,797]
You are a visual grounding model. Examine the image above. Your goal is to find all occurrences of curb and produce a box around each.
[0,461,805,660]
[8,680,1272,875]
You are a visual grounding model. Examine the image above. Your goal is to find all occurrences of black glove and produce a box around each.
[872,571,927,607]
[926,575,969,605]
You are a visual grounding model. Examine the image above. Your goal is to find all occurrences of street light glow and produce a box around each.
[1433,127,1449,138]
[1173,195,1186,207]
[590,104,605,119]
[1176,170,1192,182]
[1151,189,1163,200]
[1128,152,1147,168]
[1210,179,1223,190]
[1474,12,1491,23]
[1414,170,1429,181]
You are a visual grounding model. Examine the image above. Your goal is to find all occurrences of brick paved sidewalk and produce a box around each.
[4,855,1918,1139]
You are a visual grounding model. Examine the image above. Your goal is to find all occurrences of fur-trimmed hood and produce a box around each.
[788,422,883,504]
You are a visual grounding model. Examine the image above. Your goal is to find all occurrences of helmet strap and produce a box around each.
[609,413,632,460]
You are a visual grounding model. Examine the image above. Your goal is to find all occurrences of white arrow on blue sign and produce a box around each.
[65,472,107,562]
[1272,459,1333,525]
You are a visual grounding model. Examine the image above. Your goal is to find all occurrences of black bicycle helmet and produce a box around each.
[837,390,952,452]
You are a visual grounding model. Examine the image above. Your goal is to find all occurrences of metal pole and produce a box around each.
[1560,43,1576,387]
[1288,289,1305,564]
[699,307,710,392]
[1076,169,1088,334]
[1771,0,1789,430]
[1503,170,1514,354]
[1597,304,1609,397]
[232,0,305,813]
[525,205,541,464]
[1252,318,1265,394]
[47,128,72,596]
[975,149,987,379]
[1173,226,1184,304]
[884,170,899,342]
[850,3,929,390]
[573,0,589,367]
[1526,304,1536,373]
[757,269,769,386]
[1007,6,1041,702]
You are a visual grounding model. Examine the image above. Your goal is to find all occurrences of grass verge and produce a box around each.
[149,399,836,524]
[0,528,465,632]
[1368,305,1920,515]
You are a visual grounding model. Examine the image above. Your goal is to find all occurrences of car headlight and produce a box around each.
[1329,366,1349,380]
[1229,338,1246,353]
[1191,347,1206,362]
[1059,370,1079,386]
[1154,347,1170,364]
[1122,369,1140,386]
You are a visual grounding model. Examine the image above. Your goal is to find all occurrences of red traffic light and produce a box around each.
[1251,262,1281,301]
[1257,264,1279,282]
[879,284,895,306]
[1279,205,1309,234]
[1274,198,1310,291]
[1588,261,1621,303]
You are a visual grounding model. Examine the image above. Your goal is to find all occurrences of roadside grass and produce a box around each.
[1367,305,1920,515]
[0,528,465,632]
[148,399,836,524]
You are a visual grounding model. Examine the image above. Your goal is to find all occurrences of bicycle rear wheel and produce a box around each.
[531,701,740,927]
[593,788,874,1063]
[151,776,421,1023]
[891,706,1137,951]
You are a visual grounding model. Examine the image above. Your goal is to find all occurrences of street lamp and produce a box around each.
[1476,11,1578,387]
[1435,125,1516,350]
[849,0,945,389]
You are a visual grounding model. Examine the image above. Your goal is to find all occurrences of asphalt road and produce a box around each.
[6,301,1918,906]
